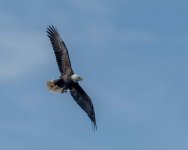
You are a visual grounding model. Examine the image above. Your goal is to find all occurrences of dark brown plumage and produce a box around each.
[46,25,97,130]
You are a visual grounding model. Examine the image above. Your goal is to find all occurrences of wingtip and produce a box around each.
[91,117,97,131]
[47,25,55,30]
[92,122,97,131]
[46,25,58,35]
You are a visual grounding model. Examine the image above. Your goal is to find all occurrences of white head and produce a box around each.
[71,74,83,83]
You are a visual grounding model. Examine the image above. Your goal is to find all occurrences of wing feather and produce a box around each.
[47,25,73,75]
[70,83,97,130]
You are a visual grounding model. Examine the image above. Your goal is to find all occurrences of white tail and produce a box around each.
[46,80,62,93]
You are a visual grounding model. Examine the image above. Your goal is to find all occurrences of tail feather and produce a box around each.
[47,80,62,93]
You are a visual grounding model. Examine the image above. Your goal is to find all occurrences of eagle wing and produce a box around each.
[47,25,73,75]
[70,83,97,129]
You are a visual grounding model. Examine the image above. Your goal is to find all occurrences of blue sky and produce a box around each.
[0,0,188,150]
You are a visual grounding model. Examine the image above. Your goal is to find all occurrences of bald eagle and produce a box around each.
[46,26,97,129]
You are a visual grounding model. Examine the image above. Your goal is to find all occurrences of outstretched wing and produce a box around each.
[70,83,97,130]
[47,25,73,75]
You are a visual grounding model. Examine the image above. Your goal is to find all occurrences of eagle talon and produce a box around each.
[62,90,67,93]
[61,88,67,93]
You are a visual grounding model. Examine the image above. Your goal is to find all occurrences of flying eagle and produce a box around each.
[46,25,97,129]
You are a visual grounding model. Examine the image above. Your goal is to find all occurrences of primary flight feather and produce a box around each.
[46,25,97,129]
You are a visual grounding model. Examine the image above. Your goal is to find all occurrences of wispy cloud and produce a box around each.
[0,30,50,81]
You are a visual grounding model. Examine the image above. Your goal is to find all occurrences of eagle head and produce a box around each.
[71,74,83,82]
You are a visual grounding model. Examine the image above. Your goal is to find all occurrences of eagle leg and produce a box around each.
[61,87,67,93]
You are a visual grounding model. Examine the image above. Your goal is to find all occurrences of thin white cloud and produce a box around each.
[0,30,50,81]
